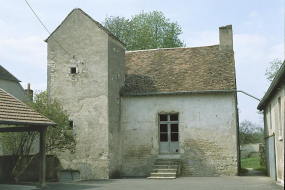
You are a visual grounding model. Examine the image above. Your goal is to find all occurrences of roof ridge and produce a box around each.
[0,65,21,82]
[257,60,285,110]
[45,8,125,46]
[126,44,219,53]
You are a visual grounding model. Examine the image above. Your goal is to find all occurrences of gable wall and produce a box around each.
[0,79,29,102]
[263,82,285,182]
[47,10,110,179]
[121,93,238,176]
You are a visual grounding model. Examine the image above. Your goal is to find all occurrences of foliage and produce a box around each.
[239,120,264,144]
[265,58,282,82]
[27,91,76,154]
[0,91,76,181]
[103,11,185,51]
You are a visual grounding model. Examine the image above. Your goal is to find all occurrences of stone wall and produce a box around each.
[107,36,125,178]
[121,93,238,176]
[240,143,260,158]
[47,9,110,179]
[259,143,266,167]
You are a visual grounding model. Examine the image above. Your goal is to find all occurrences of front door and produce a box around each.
[159,114,179,154]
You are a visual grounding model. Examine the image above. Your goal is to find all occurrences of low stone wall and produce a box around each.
[240,143,260,158]
[0,155,60,182]
[259,143,266,167]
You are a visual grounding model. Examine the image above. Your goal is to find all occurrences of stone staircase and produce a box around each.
[147,159,180,179]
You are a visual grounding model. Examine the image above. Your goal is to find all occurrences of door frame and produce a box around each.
[158,114,179,154]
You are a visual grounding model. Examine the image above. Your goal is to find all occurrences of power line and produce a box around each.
[24,0,74,58]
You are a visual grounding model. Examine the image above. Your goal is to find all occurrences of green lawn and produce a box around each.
[240,157,266,173]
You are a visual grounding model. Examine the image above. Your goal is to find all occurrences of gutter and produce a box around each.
[122,89,260,101]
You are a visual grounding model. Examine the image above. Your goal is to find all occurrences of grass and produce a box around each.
[240,157,266,173]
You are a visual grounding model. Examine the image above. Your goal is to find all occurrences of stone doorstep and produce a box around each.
[153,165,178,169]
[150,173,177,177]
[147,176,176,179]
[152,169,177,173]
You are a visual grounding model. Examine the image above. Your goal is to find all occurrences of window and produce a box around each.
[69,121,74,130]
[278,97,283,140]
[70,67,77,74]
[269,104,272,129]
[159,114,179,142]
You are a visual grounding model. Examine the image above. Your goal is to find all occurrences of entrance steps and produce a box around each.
[147,159,180,179]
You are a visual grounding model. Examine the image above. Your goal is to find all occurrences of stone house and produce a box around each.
[46,8,238,180]
[257,61,285,184]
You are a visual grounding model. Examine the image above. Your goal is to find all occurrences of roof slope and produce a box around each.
[0,65,20,82]
[257,61,285,110]
[122,45,236,94]
[0,88,56,126]
[45,8,124,45]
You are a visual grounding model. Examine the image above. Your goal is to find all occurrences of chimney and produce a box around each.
[219,25,233,52]
[25,83,33,101]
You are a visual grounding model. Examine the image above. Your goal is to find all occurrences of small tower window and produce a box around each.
[70,67,77,74]
[69,121,74,130]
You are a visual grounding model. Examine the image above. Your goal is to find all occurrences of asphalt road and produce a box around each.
[0,176,283,190]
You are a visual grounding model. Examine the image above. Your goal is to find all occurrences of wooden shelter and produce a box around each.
[0,88,57,188]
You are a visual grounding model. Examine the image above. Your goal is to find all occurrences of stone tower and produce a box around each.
[46,8,125,179]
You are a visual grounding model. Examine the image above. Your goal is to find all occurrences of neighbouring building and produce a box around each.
[46,8,239,180]
[257,61,285,184]
[0,65,31,101]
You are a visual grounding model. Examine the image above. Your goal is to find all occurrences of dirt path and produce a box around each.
[240,168,266,176]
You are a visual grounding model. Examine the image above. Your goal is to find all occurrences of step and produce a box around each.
[155,159,180,162]
[153,165,178,169]
[150,173,176,177]
[152,169,177,173]
[147,176,176,179]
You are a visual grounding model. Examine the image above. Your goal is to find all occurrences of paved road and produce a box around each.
[0,176,283,190]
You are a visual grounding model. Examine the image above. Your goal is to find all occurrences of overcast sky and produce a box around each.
[0,0,284,125]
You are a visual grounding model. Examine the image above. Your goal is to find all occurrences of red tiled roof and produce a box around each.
[123,45,236,94]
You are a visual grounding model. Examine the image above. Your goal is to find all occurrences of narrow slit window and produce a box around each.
[69,121,74,130]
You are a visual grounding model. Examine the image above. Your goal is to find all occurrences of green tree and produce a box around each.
[265,58,282,82]
[239,120,264,144]
[0,91,76,181]
[103,11,185,51]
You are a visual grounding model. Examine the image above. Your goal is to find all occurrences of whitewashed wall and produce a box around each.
[121,93,238,176]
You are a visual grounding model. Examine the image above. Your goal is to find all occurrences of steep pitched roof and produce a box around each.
[122,45,236,94]
[0,88,56,126]
[257,61,285,110]
[45,8,125,46]
[0,65,20,82]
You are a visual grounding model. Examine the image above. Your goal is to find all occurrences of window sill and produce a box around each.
[278,136,283,141]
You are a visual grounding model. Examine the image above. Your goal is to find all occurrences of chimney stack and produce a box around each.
[219,25,233,52]
[25,83,33,101]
